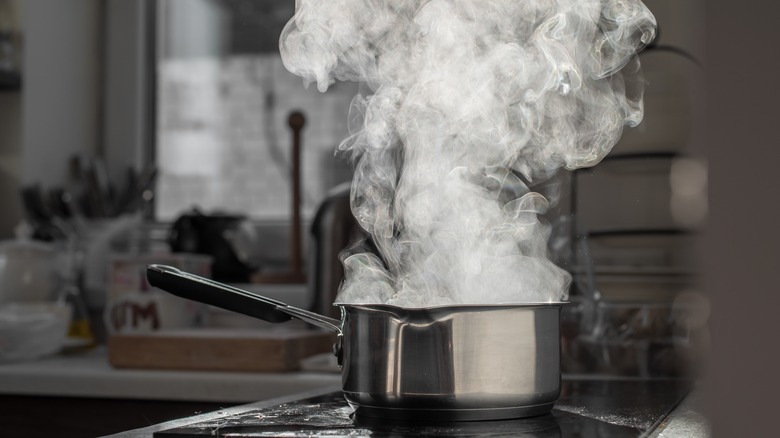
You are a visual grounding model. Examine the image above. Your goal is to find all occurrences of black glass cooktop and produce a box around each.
[155,379,689,437]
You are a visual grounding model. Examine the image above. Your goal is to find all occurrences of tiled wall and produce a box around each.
[156,54,357,221]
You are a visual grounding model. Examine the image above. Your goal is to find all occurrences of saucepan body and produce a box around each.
[146,265,562,421]
[338,303,562,420]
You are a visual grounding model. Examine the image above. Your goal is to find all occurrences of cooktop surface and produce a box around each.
[154,379,688,437]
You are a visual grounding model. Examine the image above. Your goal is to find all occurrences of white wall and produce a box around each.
[103,0,226,189]
[103,0,149,185]
[161,0,228,60]
[21,0,100,186]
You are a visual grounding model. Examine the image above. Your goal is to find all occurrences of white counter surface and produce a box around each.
[0,347,341,403]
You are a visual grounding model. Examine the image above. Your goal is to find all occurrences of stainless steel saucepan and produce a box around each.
[146,264,563,421]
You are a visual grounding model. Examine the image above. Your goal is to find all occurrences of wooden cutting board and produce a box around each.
[108,328,337,372]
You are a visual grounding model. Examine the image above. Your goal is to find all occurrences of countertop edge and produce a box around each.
[649,391,710,438]
[0,348,342,403]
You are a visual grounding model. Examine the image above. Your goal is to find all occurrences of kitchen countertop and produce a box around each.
[104,379,709,437]
[0,347,341,403]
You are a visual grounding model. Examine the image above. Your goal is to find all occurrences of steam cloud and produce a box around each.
[281,0,656,306]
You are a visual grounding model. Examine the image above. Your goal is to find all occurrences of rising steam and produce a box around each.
[281,0,656,306]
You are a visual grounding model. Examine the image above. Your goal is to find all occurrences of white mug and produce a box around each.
[103,253,211,334]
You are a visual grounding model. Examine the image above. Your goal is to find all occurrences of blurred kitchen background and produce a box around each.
[0,0,706,436]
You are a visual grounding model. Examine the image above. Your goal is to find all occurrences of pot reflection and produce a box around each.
[351,413,562,437]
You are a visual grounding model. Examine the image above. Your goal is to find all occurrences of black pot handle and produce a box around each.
[146,264,342,332]
[147,264,290,323]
